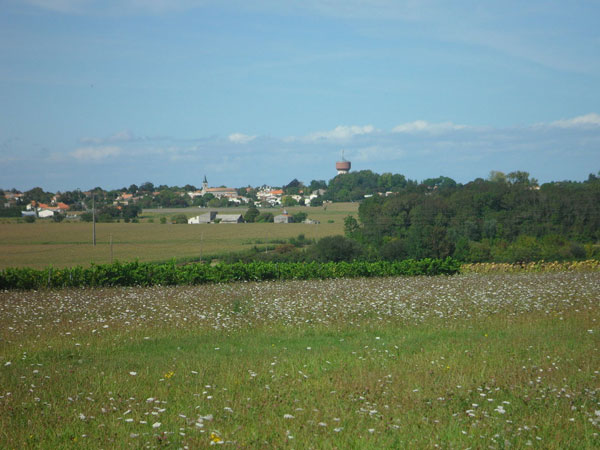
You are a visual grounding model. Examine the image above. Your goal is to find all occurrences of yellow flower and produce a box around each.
[164,371,175,379]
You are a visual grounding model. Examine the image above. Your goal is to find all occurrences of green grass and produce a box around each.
[1,272,599,448]
[0,203,358,269]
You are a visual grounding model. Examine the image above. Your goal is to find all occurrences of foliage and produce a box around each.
[23,187,53,204]
[282,196,298,207]
[171,214,188,224]
[352,173,600,263]
[292,212,307,223]
[325,170,415,201]
[0,258,461,290]
[23,215,35,223]
[312,235,366,262]
[0,207,22,218]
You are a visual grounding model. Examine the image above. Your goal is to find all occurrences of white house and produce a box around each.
[38,209,55,218]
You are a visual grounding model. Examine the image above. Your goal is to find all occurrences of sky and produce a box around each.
[1,0,599,192]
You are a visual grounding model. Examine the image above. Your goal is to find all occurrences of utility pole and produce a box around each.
[92,194,96,246]
[200,232,203,260]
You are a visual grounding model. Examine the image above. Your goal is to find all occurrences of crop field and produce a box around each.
[0,203,358,269]
[1,272,599,448]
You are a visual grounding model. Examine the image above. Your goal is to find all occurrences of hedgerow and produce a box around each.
[0,258,460,290]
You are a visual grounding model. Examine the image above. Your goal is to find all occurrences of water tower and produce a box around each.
[335,151,351,175]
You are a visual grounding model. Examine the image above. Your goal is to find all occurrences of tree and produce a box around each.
[284,178,304,195]
[292,212,307,223]
[488,171,507,183]
[139,181,155,192]
[309,180,327,192]
[244,206,260,223]
[23,187,52,204]
[344,215,360,238]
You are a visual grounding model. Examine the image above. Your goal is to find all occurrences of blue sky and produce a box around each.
[1,0,599,191]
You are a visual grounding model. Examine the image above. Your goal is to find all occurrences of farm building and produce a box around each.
[216,214,244,223]
[274,210,293,223]
[188,212,217,224]
[187,212,243,224]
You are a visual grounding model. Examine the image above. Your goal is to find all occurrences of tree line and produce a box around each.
[345,171,600,262]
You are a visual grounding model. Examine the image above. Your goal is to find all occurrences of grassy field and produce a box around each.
[0,203,358,269]
[1,272,599,448]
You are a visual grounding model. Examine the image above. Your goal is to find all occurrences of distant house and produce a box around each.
[274,210,293,224]
[38,209,55,219]
[21,211,37,218]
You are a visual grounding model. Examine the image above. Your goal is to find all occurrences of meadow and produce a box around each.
[0,203,358,269]
[1,272,599,448]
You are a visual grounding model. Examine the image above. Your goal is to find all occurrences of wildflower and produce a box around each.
[129,371,137,376]
[164,371,175,379]
[283,414,294,419]
[210,431,223,444]
[152,422,161,429]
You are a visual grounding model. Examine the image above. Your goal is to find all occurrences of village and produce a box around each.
[2,159,348,224]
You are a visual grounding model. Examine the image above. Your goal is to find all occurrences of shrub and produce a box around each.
[171,214,188,224]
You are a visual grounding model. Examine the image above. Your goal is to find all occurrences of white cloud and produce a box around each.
[549,113,600,129]
[392,120,467,134]
[228,133,257,144]
[71,145,121,161]
[306,125,375,141]
[109,129,136,142]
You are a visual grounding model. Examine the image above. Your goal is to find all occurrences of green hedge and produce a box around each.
[0,258,460,290]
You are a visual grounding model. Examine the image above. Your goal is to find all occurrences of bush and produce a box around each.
[171,214,188,224]
[24,215,36,223]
